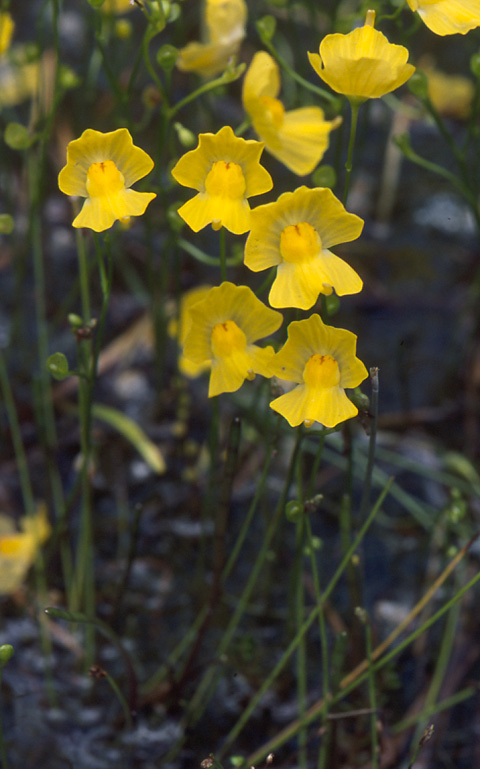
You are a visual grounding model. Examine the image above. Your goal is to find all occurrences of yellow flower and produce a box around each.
[58,128,156,232]
[100,0,135,13]
[406,0,480,34]
[242,51,341,176]
[168,285,213,377]
[421,58,474,118]
[0,47,39,108]
[244,186,363,310]
[0,504,51,595]
[308,10,415,101]
[182,282,282,397]
[0,12,14,57]
[177,0,247,77]
[171,125,273,235]
[270,314,368,428]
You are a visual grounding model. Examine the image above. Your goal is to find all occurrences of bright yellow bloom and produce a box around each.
[242,51,341,176]
[0,12,14,57]
[270,314,368,428]
[171,125,273,235]
[421,58,474,118]
[244,186,363,310]
[0,504,51,595]
[58,128,156,232]
[406,0,480,34]
[0,47,39,108]
[168,285,213,377]
[308,10,415,101]
[101,0,135,13]
[177,0,247,77]
[182,282,282,397]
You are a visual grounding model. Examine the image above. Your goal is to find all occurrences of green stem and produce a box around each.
[0,350,36,516]
[104,671,133,730]
[219,227,227,282]
[359,367,379,519]
[222,439,276,582]
[0,671,8,769]
[178,237,242,268]
[397,137,480,225]
[243,515,478,768]
[167,66,245,119]
[185,429,304,729]
[304,518,331,769]
[219,479,393,762]
[365,618,378,769]
[343,99,361,206]
[295,517,308,769]
[259,34,339,108]
[76,230,91,323]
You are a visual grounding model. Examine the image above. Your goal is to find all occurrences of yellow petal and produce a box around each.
[177,41,240,77]
[171,125,272,197]
[0,12,14,56]
[73,189,155,232]
[58,128,154,197]
[245,187,363,307]
[207,0,247,45]
[407,0,480,34]
[270,383,358,428]
[242,51,280,108]
[176,0,247,76]
[309,19,415,99]
[271,314,368,389]
[101,0,135,13]
[320,248,363,296]
[182,283,282,391]
[272,108,338,175]
[269,260,329,310]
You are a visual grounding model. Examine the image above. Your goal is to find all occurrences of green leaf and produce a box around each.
[92,403,166,474]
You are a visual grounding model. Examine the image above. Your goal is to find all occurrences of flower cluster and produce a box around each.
[169,118,367,427]
[57,3,480,429]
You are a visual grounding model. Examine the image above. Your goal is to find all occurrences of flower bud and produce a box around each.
[285,500,304,522]
[157,44,178,72]
[312,164,337,189]
[470,52,480,79]
[0,214,14,234]
[408,70,429,100]
[0,645,14,667]
[4,123,33,150]
[256,15,276,43]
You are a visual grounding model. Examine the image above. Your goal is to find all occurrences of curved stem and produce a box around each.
[219,227,227,282]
